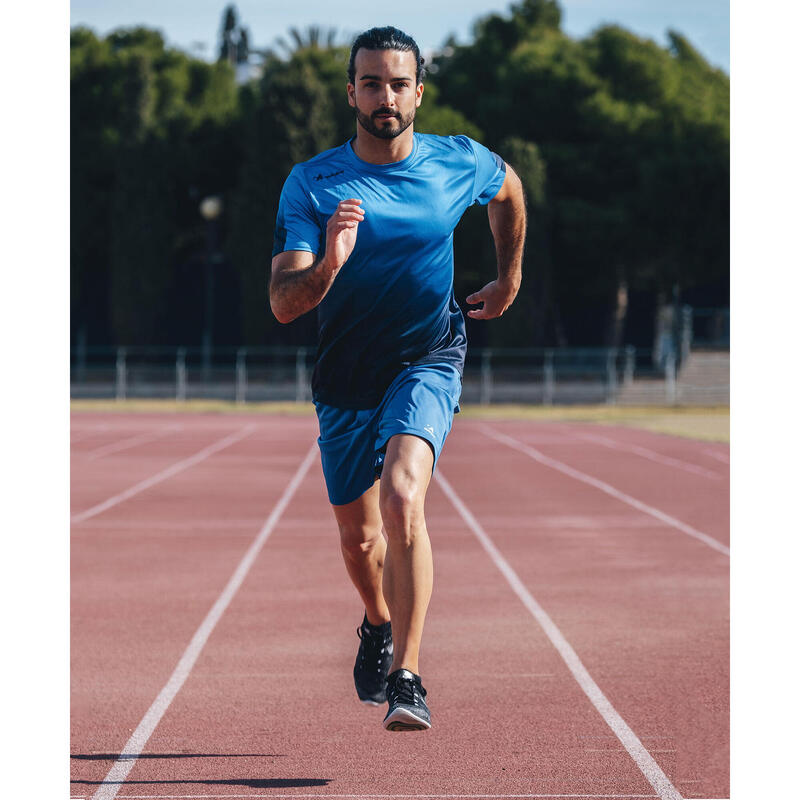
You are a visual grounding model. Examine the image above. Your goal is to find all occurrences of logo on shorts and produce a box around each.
[424,425,435,436]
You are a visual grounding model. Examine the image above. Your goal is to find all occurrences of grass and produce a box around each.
[70,399,317,416]
[70,399,729,443]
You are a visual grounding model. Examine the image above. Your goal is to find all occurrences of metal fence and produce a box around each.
[691,307,730,349]
[70,345,682,405]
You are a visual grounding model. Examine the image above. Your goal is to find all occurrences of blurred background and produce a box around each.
[69,0,730,406]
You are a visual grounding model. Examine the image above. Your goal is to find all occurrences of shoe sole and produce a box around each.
[383,707,431,731]
[359,697,383,707]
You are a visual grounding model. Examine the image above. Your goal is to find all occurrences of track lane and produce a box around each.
[440,421,729,799]
[71,413,728,799]
[526,421,728,517]
[71,425,257,524]
[102,448,664,797]
[481,422,729,554]
[88,444,318,799]
[435,470,681,800]
[558,428,724,481]
[82,424,184,461]
[71,415,263,514]
[70,416,319,792]
[569,424,728,473]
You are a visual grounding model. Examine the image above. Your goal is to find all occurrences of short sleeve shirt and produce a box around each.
[273,133,506,409]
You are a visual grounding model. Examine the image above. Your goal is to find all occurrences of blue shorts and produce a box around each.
[314,362,462,506]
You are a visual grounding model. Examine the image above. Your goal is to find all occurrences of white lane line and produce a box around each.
[564,430,723,480]
[480,425,730,558]
[703,449,729,464]
[427,514,667,530]
[71,425,256,524]
[71,424,111,444]
[75,518,270,530]
[435,470,683,800]
[90,442,318,800]
[84,424,184,461]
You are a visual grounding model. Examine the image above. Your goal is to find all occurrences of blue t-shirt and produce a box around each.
[272,132,506,409]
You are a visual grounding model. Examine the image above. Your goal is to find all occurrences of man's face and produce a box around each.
[347,48,424,139]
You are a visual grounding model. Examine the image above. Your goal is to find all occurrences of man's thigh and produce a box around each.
[380,434,435,504]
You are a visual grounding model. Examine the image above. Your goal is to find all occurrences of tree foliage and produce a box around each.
[71,26,239,345]
[434,0,729,344]
[70,1,728,350]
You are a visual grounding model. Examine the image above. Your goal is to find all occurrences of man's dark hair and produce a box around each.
[348,26,426,85]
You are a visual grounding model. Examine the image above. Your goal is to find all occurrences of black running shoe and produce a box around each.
[383,668,431,731]
[353,614,393,705]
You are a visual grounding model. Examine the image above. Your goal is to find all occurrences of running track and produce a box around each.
[71,412,729,800]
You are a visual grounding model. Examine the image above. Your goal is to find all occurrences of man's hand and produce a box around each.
[322,198,365,272]
[466,279,520,320]
[270,198,365,324]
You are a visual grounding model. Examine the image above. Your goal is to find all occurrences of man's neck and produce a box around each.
[352,126,415,165]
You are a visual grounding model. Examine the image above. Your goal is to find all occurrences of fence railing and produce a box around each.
[690,307,730,350]
[70,345,689,405]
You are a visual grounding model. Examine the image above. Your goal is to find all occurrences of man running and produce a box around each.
[269,26,526,731]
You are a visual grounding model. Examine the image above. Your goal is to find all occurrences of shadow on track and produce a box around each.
[71,778,331,788]
[71,753,286,760]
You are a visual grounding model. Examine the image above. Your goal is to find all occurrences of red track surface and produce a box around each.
[71,412,729,800]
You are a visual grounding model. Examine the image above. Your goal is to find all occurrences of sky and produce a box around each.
[70,0,730,73]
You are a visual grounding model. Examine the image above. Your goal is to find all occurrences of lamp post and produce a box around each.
[199,195,223,384]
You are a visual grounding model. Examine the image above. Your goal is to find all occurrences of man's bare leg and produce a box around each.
[332,481,390,626]
[379,434,434,675]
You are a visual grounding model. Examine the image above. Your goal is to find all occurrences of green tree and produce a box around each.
[434,0,729,346]
[71,4,728,353]
[219,5,238,63]
[71,28,117,345]
[275,26,340,55]
[71,26,239,346]
[414,81,483,139]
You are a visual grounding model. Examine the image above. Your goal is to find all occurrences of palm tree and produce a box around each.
[274,26,339,55]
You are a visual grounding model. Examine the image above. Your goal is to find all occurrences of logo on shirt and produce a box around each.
[424,425,435,436]
[313,169,344,182]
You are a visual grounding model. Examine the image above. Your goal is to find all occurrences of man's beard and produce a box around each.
[355,104,416,139]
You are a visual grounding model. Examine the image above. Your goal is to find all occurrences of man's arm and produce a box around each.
[465,165,526,320]
[270,198,365,324]
[270,250,334,324]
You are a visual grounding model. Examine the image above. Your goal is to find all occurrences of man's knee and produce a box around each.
[379,434,432,536]
[338,520,384,561]
[379,479,425,544]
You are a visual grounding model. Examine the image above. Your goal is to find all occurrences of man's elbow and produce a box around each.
[269,293,295,325]
[271,306,296,325]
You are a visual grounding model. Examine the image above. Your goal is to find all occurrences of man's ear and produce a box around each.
[415,82,424,108]
[347,83,356,108]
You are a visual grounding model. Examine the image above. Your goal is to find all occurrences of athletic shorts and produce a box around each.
[314,362,462,506]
